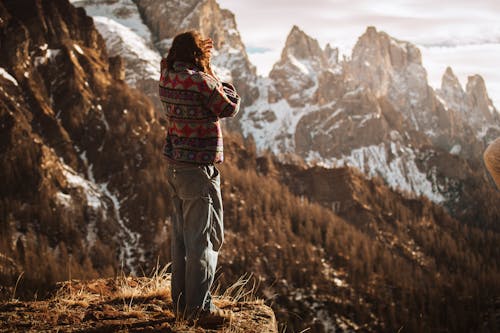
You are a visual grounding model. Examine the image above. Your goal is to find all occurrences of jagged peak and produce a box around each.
[466,74,490,102]
[290,24,302,34]
[441,66,463,93]
[466,74,487,91]
[444,66,455,77]
[324,43,339,64]
[365,25,378,37]
[352,25,422,66]
[281,25,324,60]
[466,74,495,108]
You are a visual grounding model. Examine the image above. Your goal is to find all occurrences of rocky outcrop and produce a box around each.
[0,275,278,332]
[437,67,500,143]
[0,0,170,295]
[437,67,467,114]
[466,75,500,136]
[269,26,336,108]
[345,26,451,140]
[70,0,163,112]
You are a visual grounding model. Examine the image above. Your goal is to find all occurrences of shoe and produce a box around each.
[196,306,233,327]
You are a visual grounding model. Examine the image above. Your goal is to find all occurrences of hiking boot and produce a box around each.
[196,306,233,327]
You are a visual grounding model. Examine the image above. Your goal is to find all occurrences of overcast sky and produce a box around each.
[218,0,500,108]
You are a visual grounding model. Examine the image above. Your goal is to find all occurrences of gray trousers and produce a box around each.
[166,163,224,317]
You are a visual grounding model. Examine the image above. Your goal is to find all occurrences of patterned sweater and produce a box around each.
[158,61,241,164]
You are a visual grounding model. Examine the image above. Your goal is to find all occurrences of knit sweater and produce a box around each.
[159,61,241,164]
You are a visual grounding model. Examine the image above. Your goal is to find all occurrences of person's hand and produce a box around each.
[201,38,213,59]
[202,38,219,79]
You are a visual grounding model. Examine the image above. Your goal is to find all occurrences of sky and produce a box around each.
[217,0,500,108]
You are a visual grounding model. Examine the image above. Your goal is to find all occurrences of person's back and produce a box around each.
[159,60,239,164]
[158,30,240,325]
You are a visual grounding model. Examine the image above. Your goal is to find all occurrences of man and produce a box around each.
[158,30,240,325]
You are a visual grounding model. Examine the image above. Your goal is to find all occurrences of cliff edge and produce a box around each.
[0,272,277,332]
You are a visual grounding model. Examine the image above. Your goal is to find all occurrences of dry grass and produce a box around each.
[213,273,261,306]
[43,263,271,332]
[115,263,171,312]
[53,283,101,309]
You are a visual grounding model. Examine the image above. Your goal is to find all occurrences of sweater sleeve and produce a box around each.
[200,73,241,118]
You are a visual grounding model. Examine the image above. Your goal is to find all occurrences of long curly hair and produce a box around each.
[165,31,210,73]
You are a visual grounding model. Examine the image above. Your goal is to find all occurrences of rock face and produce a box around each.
[134,0,259,109]
[437,67,500,142]
[0,0,170,292]
[269,26,337,108]
[345,26,443,135]
[66,1,500,215]
[70,0,163,112]
[438,67,468,114]
[242,25,500,222]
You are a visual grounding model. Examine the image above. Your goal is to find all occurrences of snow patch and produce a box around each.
[34,49,61,67]
[242,76,316,152]
[70,0,154,42]
[0,68,18,86]
[287,54,310,75]
[55,192,73,207]
[73,43,84,55]
[305,143,446,203]
[58,154,144,274]
[93,16,161,85]
[60,159,103,210]
[449,144,461,155]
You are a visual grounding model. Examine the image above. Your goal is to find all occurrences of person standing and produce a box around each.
[158,31,240,324]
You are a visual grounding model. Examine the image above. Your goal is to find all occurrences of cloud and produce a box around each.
[218,0,500,107]
[246,46,274,54]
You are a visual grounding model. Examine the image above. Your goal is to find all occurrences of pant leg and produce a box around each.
[166,167,186,315]
[170,164,223,315]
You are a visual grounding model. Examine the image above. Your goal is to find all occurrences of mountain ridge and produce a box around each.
[1,1,499,332]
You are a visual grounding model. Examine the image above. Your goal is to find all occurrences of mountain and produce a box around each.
[0,0,170,291]
[69,2,500,223]
[69,0,162,111]
[1,1,499,333]
[242,25,500,229]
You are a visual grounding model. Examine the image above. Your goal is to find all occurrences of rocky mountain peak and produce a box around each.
[351,26,422,70]
[268,26,328,107]
[437,66,467,113]
[466,74,498,124]
[324,43,339,66]
[280,25,326,63]
[441,67,462,92]
[346,26,433,134]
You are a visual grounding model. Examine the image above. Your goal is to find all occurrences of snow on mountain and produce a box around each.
[305,143,445,204]
[70,1,161,86]
[241,25,500,205]
[70,0,154,43]
[0,68,19,86]
[57,152,145,274]
[67,0,499,206]
[92,16,160,84]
